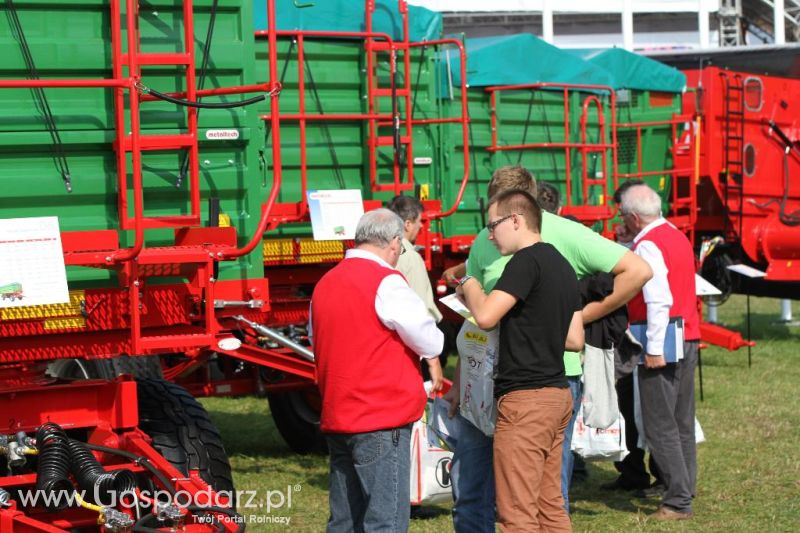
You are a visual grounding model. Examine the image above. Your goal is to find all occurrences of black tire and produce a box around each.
[136,378,235,497]
[267,391,327,455]
[47,355,163,380]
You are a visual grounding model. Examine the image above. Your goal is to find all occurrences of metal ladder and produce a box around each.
[721,72,745,241]
[365,0,414,194]
[111,0,217,354]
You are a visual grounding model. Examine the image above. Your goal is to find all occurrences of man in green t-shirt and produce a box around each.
[442,166,652,531]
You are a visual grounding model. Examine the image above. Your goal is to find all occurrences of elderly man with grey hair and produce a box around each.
[618,184,700,521]
[311,208,444,533]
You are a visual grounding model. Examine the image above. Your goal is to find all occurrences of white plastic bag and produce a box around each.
[571,404,629,462]
[409,400,453,506]
[582,343,619,429]
[456,320,499,436]
[633,368,707,448]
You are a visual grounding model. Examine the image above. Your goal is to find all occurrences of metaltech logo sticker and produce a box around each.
[205,129,240,140]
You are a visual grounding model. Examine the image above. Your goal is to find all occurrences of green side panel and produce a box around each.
[253,0,443,42]
[439,87,615,237]
[567,48,686,93]
[0,0,264,287]
[445,34,615,89]
[254,36,442,237]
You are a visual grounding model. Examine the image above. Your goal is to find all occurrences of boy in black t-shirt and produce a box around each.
[457,190,583,532]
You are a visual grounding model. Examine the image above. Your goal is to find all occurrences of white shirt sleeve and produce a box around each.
[635,241,673,356]
[375,273,444,359]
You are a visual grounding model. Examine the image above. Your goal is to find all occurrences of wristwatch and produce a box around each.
[457,275,474,286]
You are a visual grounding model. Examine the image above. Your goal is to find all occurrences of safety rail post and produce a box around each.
[412,38,470,270]
[292,33,309,219]
[417,38,471,220]
[564,88,572,210]
[223,0,283,259]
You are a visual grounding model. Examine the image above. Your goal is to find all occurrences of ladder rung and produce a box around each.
[373,88,411,98]
[375,136,412,146]
[122,53,192,66]
[373,183,415,192]
[121,134,195,151]
[370,42,409,52]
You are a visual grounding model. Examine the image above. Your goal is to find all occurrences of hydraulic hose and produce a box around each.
[34,423,73,512]
[67,439,137,505]
[82,442,177,496]
[141,85,265,109]
[83,442,246,532]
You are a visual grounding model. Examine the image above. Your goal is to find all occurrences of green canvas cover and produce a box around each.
[568,48,686,93]
[447,34,615,88]
[253,0,442,42]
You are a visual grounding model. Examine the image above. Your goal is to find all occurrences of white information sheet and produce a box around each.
[726,264,767,278]
[439,293,477,325]
[307,189,364,241]
[0,216,69,308]
[695,274,722,296]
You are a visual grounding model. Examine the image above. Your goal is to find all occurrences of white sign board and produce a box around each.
[695,274,722,297]
[0,216,69,308]
[726,264,767,278]
[307,189,364,241]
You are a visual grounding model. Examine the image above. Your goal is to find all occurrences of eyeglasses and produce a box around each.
[395,236,407,255]
[486,214,515,233]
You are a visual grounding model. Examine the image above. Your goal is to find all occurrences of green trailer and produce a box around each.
[0,282,23,301]
[569,47,688,217]
[0,0,265,289]
[437,35,687,239]
[252,0,470,267]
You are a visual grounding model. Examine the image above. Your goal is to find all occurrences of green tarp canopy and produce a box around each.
[447,34,615,88]
[253,0,442,42]
[567,48,686,93]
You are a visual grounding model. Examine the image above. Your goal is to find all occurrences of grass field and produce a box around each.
[201,295,800,532]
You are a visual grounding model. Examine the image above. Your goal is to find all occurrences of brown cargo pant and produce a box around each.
[494,387,573,533]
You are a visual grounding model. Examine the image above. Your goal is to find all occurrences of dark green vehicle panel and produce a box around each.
[0,0,264,286]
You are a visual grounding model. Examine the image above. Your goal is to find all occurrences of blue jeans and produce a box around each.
[325,425,411,533]
[449,413,495,533]
[562,375,582,513]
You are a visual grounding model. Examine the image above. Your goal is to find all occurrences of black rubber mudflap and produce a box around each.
[107,355,163,379]
[136,378,235,496]
[267,391,328,455]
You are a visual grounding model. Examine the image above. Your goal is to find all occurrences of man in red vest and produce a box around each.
[619,184,700,521]
[311,208,444,532]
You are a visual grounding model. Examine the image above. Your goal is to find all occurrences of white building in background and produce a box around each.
[409,0,800,51]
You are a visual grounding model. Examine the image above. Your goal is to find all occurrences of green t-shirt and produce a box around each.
[466,210,628,376]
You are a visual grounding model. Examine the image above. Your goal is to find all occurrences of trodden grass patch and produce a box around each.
[201,295,800,532]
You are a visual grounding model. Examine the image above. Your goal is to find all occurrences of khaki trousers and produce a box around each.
[494,387,573,533]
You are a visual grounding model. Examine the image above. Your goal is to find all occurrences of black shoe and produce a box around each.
[635,482,666,498]
[600,477,649,491]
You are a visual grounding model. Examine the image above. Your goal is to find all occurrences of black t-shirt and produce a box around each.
[492,242,581,398]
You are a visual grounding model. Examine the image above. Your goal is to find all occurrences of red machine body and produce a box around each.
[684,66,800,282]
